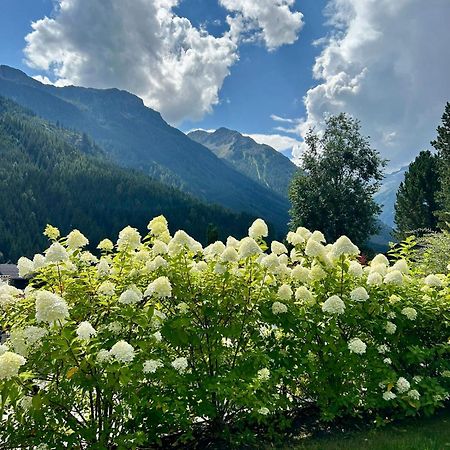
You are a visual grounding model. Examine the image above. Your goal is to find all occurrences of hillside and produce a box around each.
[0,97,257,262]
[0,65,289,232]
[188,128,298,197]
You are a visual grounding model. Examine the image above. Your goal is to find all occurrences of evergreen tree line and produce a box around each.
[394,102,450,238]
[0,97,257,263]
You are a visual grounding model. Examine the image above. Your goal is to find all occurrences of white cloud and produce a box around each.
[24,0,303,125]
[220,0,303,50]
[293,0,450,169]
[244,133,302,160]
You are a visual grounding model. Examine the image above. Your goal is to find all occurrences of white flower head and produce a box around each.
[148,215,168,236]
[35,291,69,324]
[408,389,420,400]
[392,259,409,274]
[76,321,97,340]
[257,368,270,381]
[258,407,270,415]
[18,257,34,278]
[367,272,383,286]
[45,242,69,263]
[172,356,188,373]
[260,253,280,271]
[66,230,89,249]
[146,255,168,272]
[332,236,359,257]
[305,238,325,258]
[145,276,172,298]
[277,284,293,301]
[176,302,189,314]
[371,254,389,267]
[97,258,110,277]
[143,359,164,374]
[383,357,392,365]
[98,281,115,296]
[96,349,112,364]
[396,377,410,393]
[348,261,363,277]
[385,321,397,334]
[322,295,345,315]
[117,226,141,251]
[383,391,396,401]
[221,247,239,263]
[271,241,287,255]
[348,338,366,354]
[291,265,310,283]
[110,340,135,363]
[309,265,326,281]
[286,231,305,246]
[295,286,314,304]
[384,270,403,285]
[0,351,26,380]
[272,301,288,315]
[97,239,114,252]
[424,274,443,288]
[238,237,262,259]
[248,219,268,239]
[401,307,417,321]
[119,286,143,305]
[350,287,369,302]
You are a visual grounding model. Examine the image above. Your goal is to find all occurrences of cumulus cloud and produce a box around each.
[244,133,302,160]
[293,0,450,169]
[220,0,303,50]
[24,0,303,124]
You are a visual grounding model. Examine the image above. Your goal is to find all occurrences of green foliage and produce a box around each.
[394,150,441,239]
[289,113,386,247]
[413,231,450,275]
[0,217,448,448]
[432,102,450,225]
[0,96,257,262]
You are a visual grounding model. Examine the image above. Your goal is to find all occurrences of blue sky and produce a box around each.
[1,0,449,168]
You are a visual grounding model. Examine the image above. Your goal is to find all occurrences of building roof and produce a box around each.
[0,264,19,278]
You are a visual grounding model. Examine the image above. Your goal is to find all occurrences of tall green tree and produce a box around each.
[431,102,450,224]
[289,113,385,246]
[394,150,440,238]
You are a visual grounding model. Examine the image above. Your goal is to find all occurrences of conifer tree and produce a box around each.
[394,150,440,238]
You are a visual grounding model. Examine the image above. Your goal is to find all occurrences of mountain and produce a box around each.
[0,65,289,232]
[188,128,298,197]
[374,167,407,228]
[0,96,257,262]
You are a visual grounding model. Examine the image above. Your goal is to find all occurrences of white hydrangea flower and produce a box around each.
[271,241,287,255]
[391,259,409,274]
[176,302,189,314]
[79,251,98,265]
[97,239,114,251]
[309,265,326,281]
[117,226,141,251]
[169,230,202,255]
[371,254,389,267]
[248,219,268,239]
[272,301,288,315]
[424,274,443,288]
[97,259,110,277]
[110,340,135,363]
[350,287,369,302]
[291,265,310,282]
[45,242,69,263]
[367,272,383,286]
[145,276,172,298]
[146,256,168,272]
[383,391,396,401]
[401,307,417,321]
[143,359,164,374]
[305,238,325,257]
[172,356,188,373]
[408,389,420,400]
[0,351,26,380]
[238,237,262,259]
[119,287,143,305]
[286,231,304,246]
[277,284,293,301]
[310,230,326,243]
[96,349,112,364]
[260,253,280,271]
[396,377,410,393]
[226,236,240,249]
[322,295,345,315]
[348,338,366,354]
[370,263,388,276]
[32,254,46,271]
[385,321,397,334]
[257,368,270,381]
[384,270,403,285]
[296,227,312,240]
[18,257,35,278]
[348,261,363,277]
[295,286,314,304]
[66,230,89,249]
[35,291,69,324]
[377,344,390,354]
[413,375,423,383]
[332,236,359,257]
[0,284,22,307]
[152,239,168,256]
[98,281,115,296]
[153,331,162,342]
[44,225,60,240]
[76,321,97,340]
[0,344,8,356]
[383,358,392,365]
[106,322,122,333]
[148,215,169,236]
[221,247,239,263]
[258,407,270,415]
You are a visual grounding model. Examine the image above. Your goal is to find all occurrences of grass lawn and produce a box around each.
[285,408,450,450]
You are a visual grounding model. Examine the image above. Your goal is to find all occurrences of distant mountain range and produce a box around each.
[188,128,298,197]
[0,65,289,233]
[0,96,257,262]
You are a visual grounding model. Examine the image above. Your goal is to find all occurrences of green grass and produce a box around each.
[286,409,450,450]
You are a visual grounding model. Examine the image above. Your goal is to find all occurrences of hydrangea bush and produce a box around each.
[0,217,449,448]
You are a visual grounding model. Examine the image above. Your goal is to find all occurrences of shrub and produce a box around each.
[0,218,449,448]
